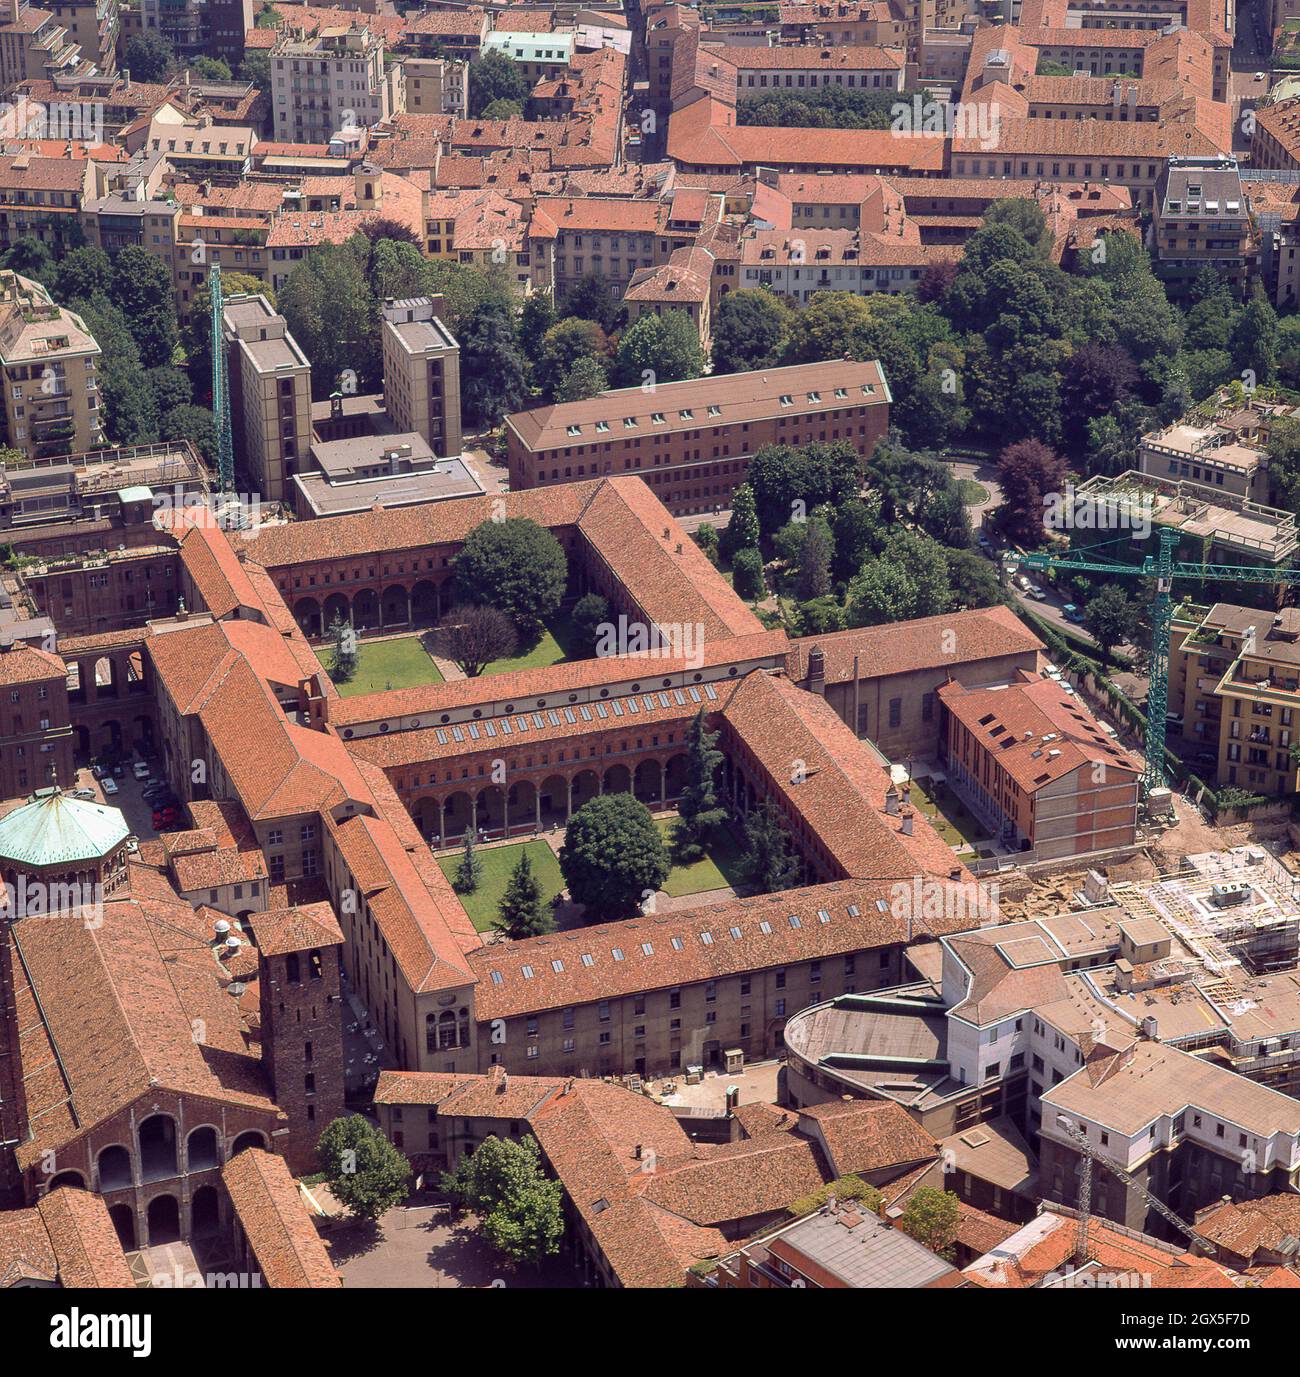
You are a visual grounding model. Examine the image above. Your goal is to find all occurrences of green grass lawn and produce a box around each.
[957,478,990,506]
[438,839,566,932]
[657,817,748,897]
[318,636,444,697]
[481,612,583,677]
[909,777,991,857]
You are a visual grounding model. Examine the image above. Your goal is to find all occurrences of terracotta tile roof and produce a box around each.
[938,673,1142,794]
[0,1189,133,1289]
[713,43,902,70]
[10,887,275,1166]
[798,1099,940,1178]
[719,671,966,881]
[469,877,956,1021]
[1193,1194,1300,1263]
[221,1149,341,1288]
[250,901,343,956]
[0,641,66,685]
[644,1133,826,1225]
[787,605,1043,684]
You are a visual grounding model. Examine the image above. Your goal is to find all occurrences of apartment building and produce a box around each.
[401,55,468,117]
[1138,419,1266,502]
[0,0,86,89]
[271,21,401,146]
[528,195,690,301]
[48,0,117,74]
[380,297,463,459]
[139,0,251,63]
[1151,156,1258,299]
[623,244,714,351]
[505,359,890,516]
[938,672,1142,860]
[737,227,943,301]
[482,29,574,81]
[1168,602,1300,798]
[0,639,74,796]
[0,272,103,462]
[221,293,313,504]
[716,42,905,95]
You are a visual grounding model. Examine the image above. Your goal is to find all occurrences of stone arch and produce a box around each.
[539,773,568,828]
[603,762,631,796]
[186,1125,220,1173]
[571,768,600,811]
[411,579,441,627]
[109,1203,136,1252]
[352,588,379,631]
[507,778,538,832]
[191,1185,221,1238]
[66,659,84,703]
[381,584,411,629]
[146,1194,181,1247]
[664,753,690,801]
[476,784,507,838]
[93,655,117,698]
[442,791,473,846]
[138,1114,178,1182]
[633,758,662,806]
[322,592,350,634]
[294,596,322,639]
[412,795,442,843]
[230,1130,267,1157]
[97,1144,133,1192]
[47,1170,86,1190]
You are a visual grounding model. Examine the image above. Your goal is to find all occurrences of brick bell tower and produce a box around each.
[254,902,347,1174]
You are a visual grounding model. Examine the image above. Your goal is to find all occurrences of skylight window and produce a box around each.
[671,937,684,950]
[651,411,665,423]
[595,420,609,432]
[490,970,503,985]
[566,424,581,436]
[641,943,653,955]
[623,417,637,428]
[729,926,742,939]
[779,394,793,406]
[581,953,594,967]
[522,965,535,979]
[759,920,772,934]
[612,947,625,961]
[700,931,714,946]
[789,914,802,929]
[707,404,721,416]
[551,959,564,973]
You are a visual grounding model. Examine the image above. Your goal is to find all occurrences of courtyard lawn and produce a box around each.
[481,612,583,677]
[657,817,748,898]
[437,839,566,932]
[909,777,991,858]
[318,636,444,697]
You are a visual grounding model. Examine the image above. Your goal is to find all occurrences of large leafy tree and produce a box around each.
[122,32,175,82]
[1083,583,1140,658]
[440,1136,563,1264]
[719,483,761,560]
[747,441,862,535]
[317,1114,412,1221]
[110,246,178,368]
[677,710,727,862]
[558,273,625,334]
[69,295,157,444]
[460,299,526,427]
[611,310,704,388]
[0,237,55,286]
[559,794,669,918]
[279,237,378,398]
[557,354,607,402]
[535,317,609,398]
[711,288,792,374]
[54,245,110,302]
[467,51,531,116]
[994,438,1068,546]
[451,517,567,642]
[898,1188,961,1259]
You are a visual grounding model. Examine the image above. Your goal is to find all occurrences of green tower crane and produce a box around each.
[209,264,235,497]
[1019,527,1300,801]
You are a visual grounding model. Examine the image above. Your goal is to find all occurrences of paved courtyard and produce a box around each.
[323,1204,585,1289]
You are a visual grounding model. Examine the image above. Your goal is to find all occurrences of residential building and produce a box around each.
[222,293,313,504]
[400,55,468,116]
[482,29,574,81]
[270,20,401,146]
[937,671,1143,860]
[0,640,73,796]
[504,359,891,517]
[1151,156,1258,299]
[0,272,103,462]
[379,297,463,459]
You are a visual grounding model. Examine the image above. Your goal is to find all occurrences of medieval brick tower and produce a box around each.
[255,903,347,1174]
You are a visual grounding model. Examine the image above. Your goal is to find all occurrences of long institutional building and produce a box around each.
[8,417,1300,1282]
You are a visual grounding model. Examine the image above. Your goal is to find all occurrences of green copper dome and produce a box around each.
[0,788,130,869]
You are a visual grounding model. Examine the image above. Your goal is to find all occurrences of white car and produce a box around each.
[102,777,119,796]
[132,761,151,781]
[1256,71,1267,81]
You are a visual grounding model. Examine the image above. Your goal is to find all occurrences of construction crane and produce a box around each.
[1020,526,1300,801]
[209,264,235,497]
[1055,1115,1216,1267]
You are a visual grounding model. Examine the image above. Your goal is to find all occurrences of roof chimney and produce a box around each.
[900,807,914,837]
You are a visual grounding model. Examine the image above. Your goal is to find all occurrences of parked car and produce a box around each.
[91,763,107,780]
[152,808,180,830]
[102,777,119,796]
[132,761,151,781]
[1062,603,1086,624]
[112,763,125,778]
[70,788,97,800]
[142,782,172,801]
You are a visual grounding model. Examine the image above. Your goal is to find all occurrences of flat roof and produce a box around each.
[292,456,482,516]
